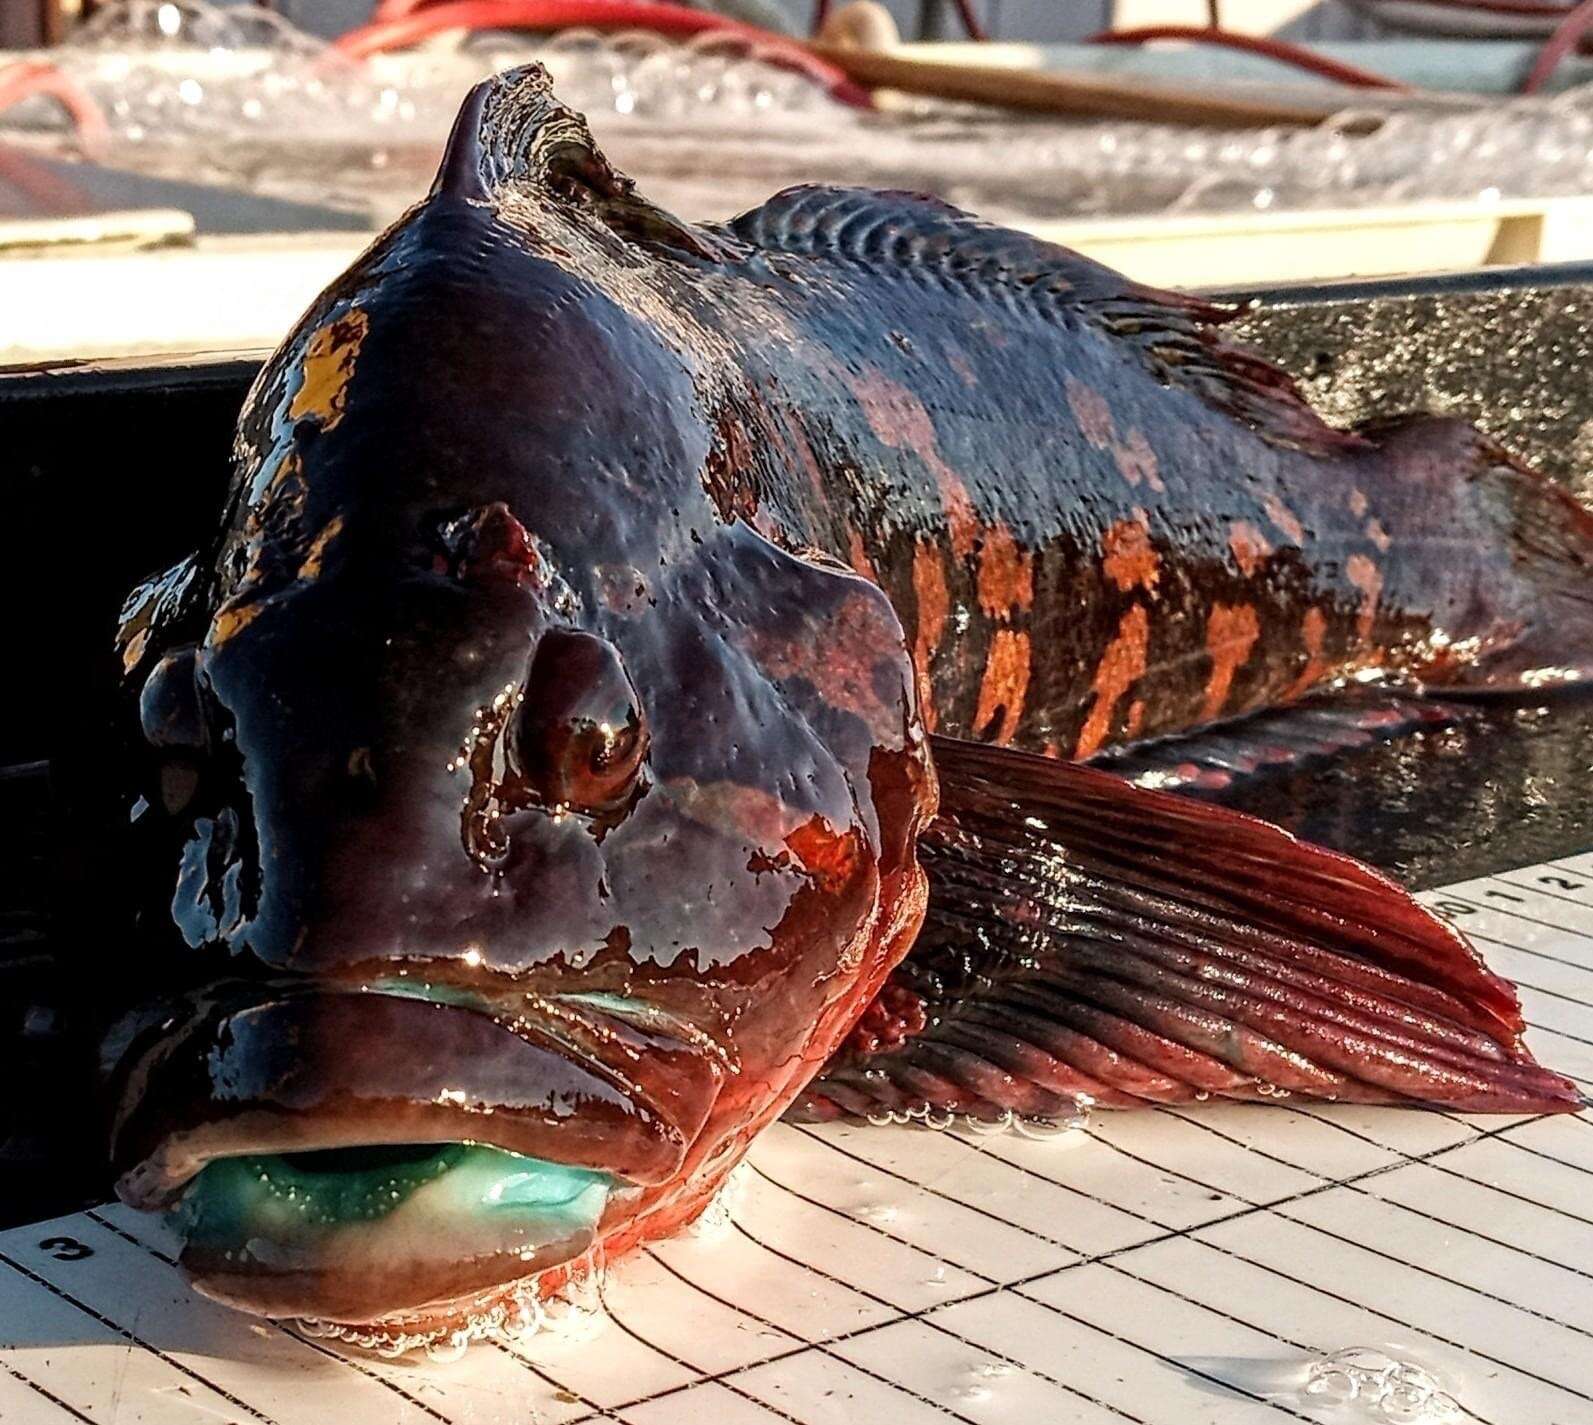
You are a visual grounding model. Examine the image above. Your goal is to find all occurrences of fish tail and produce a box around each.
[1360,414,1593,693]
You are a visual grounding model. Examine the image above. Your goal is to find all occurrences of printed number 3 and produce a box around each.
[38,1237,93,1261]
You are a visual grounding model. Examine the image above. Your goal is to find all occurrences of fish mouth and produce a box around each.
[172,1141,620,1326]
[107,982,723,1324]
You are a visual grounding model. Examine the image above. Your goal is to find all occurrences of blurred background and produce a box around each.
[4,0,1593,359]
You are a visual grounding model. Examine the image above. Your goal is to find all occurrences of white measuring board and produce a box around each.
[4,854,1592,1425]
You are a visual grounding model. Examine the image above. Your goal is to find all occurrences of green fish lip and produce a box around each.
[171,1140,623,1324]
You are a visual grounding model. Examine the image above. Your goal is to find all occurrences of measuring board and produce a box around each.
[3,855,1591,1425]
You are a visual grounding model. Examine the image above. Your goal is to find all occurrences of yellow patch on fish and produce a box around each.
[121,627,150,676]
[287,307,369,431]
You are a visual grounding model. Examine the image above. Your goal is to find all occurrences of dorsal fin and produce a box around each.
[432,64,732,261]
[718,184,1365,456]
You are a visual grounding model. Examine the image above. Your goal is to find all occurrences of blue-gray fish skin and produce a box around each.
[104,66,1583,1342]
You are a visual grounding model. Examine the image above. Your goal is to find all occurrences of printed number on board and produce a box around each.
[38,1237,93,1261]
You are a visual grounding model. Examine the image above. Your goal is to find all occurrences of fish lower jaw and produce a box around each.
[276,1158,743,1360]
[170,1142,628,1332]
[290,1242,610,1361]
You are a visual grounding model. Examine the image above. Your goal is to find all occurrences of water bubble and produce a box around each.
[1303,1347,1463,1422]
[683,1165,745,1241]
[290,1238,612,1360]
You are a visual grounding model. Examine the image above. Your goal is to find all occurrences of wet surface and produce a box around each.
[1205,692,1593,892]
[4,263,1593,1231]
[1222,264,1593,888]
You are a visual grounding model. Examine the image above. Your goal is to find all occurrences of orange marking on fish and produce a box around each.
[209,597,265,648]
[846,526,879,584]
[914,660,938,735]
[1065,375,1116,451]
[1201,602,1262,722]
[1075,604,1150,759]
[849,366,978,557]
[1365,517,1391,552]
[974,628,1031,745]
[1346,553,1383,643]
[297,514,345,583]
[1102,512,1160,594]
[976,523,1035,617]
[1348,488,1368,518]
[777,417,830,509]
[1227,520,1272,578]
[121,626,150,674]
[942,342,978,389]
[287,306,368,431]
[1114,428,1164,493]
[1260,492,1306,545]
[1284,605,1329,701]
[745,589,906,738]
[1125,699,1146,740]
[786,815,865,896]
[911,540,950,711]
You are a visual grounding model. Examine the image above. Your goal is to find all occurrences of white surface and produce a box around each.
[2,855,1592,1424]
[8,194,1593,366]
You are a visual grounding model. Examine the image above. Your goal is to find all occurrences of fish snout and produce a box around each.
[105,984,725,1323]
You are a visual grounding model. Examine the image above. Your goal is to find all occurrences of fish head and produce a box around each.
[104,68,936,1339]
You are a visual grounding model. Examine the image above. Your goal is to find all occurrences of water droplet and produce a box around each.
[1303,1347,1462,1421]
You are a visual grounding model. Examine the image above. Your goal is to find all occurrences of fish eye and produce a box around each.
[139,645,205,750]
[506,629,649,815]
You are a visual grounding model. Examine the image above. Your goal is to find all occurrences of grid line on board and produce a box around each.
[3,857,1592,1425]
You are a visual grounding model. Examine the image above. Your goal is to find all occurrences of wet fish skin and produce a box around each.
[107,72,939,1329]
[699,191,1593,756]
[102,66,1586,1337]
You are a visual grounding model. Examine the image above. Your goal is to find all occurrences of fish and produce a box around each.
[104,65,1588,1349]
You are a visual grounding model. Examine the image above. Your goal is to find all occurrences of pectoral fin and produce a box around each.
[1095,693,1464,792]
[794,736,1579,1122]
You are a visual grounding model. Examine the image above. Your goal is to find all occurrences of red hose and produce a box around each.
[948,0,988,41]
[0,61,110,152]
[336,0,874,106]
[1087,25,1409,90]
[1523,0,1593,88]
[1358,0,1573,17]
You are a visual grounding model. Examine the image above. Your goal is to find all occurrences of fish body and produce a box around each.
[714,190,1593,752]
[104,68,1585,1344]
